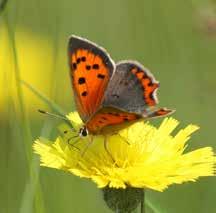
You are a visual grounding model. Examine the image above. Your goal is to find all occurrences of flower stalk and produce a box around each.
[141,190,145,213]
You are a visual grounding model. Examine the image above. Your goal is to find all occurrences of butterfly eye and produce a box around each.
[79,127,88,137]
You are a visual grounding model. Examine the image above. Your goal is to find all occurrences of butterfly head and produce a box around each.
[79,126,89,137]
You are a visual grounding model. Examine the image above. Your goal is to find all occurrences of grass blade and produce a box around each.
[20,121,53,213]
[146,197,164,213]
[21,80,73,128]
[0,0,8,16]
[21,80,66,116]
[5,13,45,213]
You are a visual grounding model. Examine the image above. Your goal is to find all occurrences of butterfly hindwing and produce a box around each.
[86,107,140,134]
[144,108,175,119]
[103,61,159,114]
[68,35,115,122]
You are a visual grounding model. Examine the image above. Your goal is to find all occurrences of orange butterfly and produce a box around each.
[68,35,174,156]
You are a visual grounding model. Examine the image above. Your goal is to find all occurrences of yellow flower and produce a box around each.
[33,112,216,192]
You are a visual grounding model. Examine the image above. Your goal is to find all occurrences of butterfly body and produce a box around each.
[68,35,174,137]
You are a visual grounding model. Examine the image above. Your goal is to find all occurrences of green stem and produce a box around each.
[141,190,145,213]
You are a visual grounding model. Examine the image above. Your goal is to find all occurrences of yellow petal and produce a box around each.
[33,115,216,191]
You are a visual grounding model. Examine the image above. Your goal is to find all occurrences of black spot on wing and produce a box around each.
[72,63,77,70]
[97,74,105,79]
[77,58,81,64]
[86,65,91,70]
[142,73,148,79]
[92,64,99,69]
[135,69,143,74]
[111,94,119,98]
[149,92,154,100]
[81,91,88,96]
[148,81,153,86]
[81,56,86,62]
[78,77,86,84]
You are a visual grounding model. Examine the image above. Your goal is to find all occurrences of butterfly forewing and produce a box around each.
[68,35,115,122]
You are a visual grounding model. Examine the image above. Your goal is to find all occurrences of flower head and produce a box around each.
[34,112,216,192]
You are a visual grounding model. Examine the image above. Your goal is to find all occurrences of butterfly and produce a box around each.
[68,35,174,156]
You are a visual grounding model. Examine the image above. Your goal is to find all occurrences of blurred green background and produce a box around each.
[1,0,216,212]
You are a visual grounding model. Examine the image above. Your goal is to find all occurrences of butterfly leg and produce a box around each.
[116,133,130,145]
[67,135,80,151]
[80,135,94,157]
[110,132,130,145]
[104,135,116,164]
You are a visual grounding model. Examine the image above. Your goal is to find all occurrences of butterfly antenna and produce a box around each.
[38,109,75,131]
[38,109,68,121]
